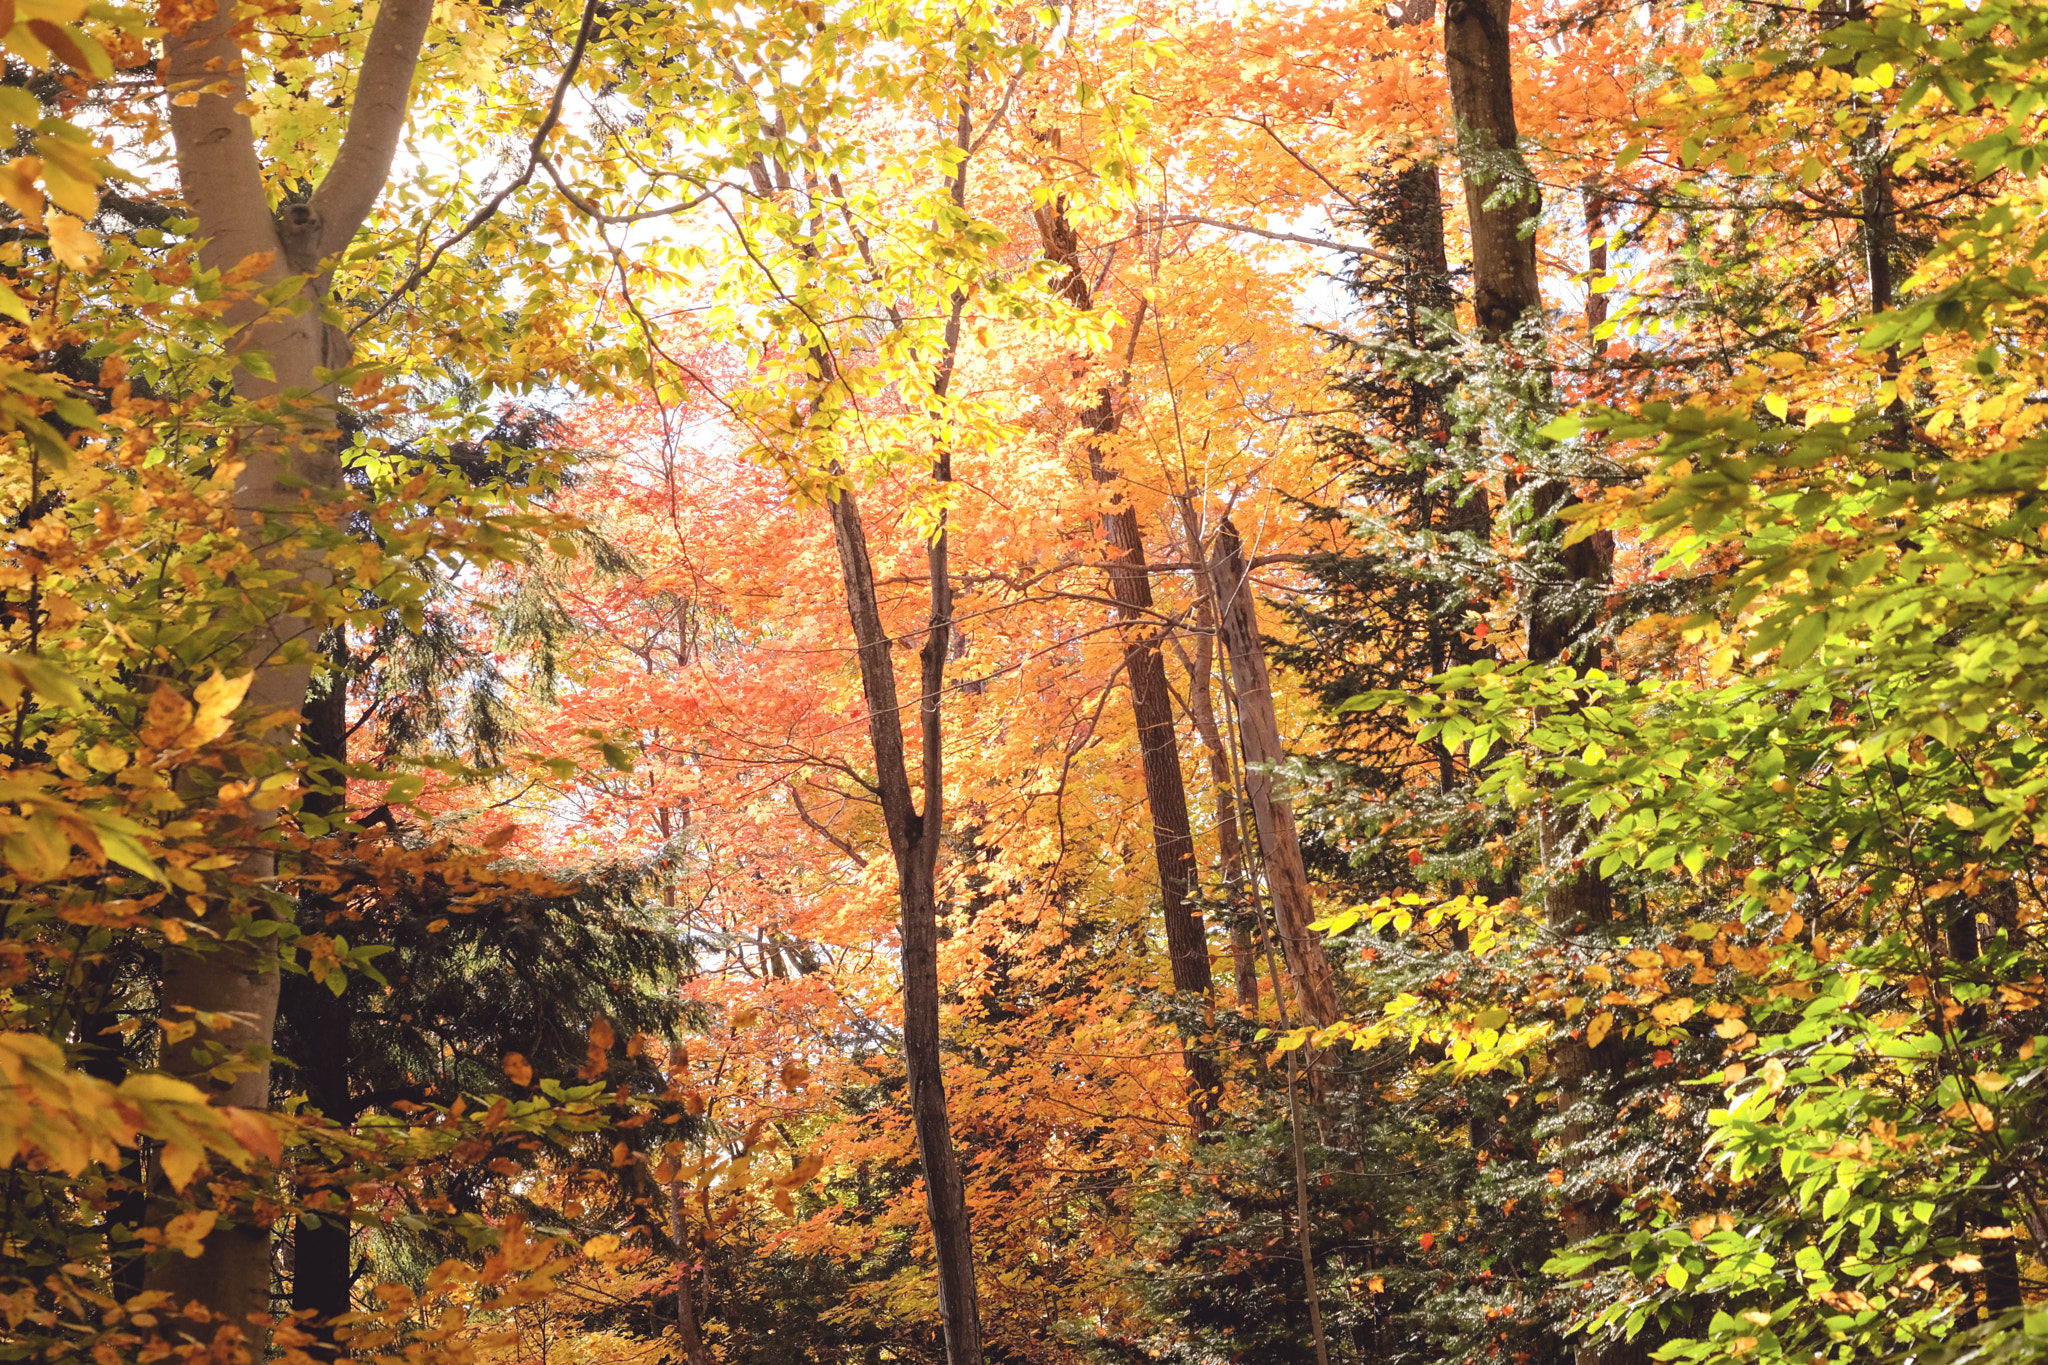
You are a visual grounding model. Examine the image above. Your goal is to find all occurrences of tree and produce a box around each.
[149,0,437,1328]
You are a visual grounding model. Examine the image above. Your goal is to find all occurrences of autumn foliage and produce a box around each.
[3,1,2048,1364]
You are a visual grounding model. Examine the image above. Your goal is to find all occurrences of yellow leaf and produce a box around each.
[185,669,251,746]
[1651,997,1696,1026]
[0,155,41,226]
[138,684,193,749]
[1764,394,1788,419]
[44,210,96,270]
[157,1139,201,1190]
[1944,801,1976,828]
[1586,1011,1614,1049]
[6,813,71,881]
[162,1210,216,1258]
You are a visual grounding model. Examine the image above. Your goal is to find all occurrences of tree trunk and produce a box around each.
[1176,498,1259,1012]
[288,669,355,1358]
[664,1043,711,1365]
[1441,10,1623,1364]
[814,100,983,1364]
[1443,0,1614,922]
[1033,203,1219,1121]
[288,970,355,1358]
[825,482,982,1365]
[1207,519,1341,1027]
[1443,0,1540,341]
[74,965,147,1302]
[151,0,436,1341]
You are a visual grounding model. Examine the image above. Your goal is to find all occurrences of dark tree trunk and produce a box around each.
[815,103,983,1362]
[75,966,147,1302]
[826,483,982,1365]
[1441,9,1623,1365]
[289,669,355,1358]
[1033,203,1219,1123]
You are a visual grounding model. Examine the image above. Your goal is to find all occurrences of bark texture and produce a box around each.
[1443,0,1541,339]
[153,0,435,1341]
[1207,520,1341,1027]
[1177,500,1259,1011]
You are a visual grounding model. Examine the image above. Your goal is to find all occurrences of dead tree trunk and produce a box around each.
[1207,520,1340,1027]
[152,0,435,1338]
[1176,500,1259,1011]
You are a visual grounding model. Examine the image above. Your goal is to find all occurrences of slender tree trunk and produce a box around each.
[74,967,147,1302]
[664,1046,710,1365]
[151,0,435,1339]
[288,974,355,1356]
[1033,202,1219,1122]
[814,97,982,1365]
[668,1186,709,1365]
[1585,189,1610,355]
[1176,499,1258,1012]
[1207,519,1340,1027]
[825,482,981,1365]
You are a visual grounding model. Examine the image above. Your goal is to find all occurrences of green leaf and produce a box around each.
[1779,611,1830,668]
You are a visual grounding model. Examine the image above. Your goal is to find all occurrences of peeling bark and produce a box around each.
[1207,519,1340,1028]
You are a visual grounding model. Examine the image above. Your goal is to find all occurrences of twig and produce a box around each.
[350,0,602,334]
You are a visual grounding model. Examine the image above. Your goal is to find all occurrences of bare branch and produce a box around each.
[1161,213,1402,265]
[786,782,869,867]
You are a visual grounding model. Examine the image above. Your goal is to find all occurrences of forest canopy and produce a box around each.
[3,0,2047,1364]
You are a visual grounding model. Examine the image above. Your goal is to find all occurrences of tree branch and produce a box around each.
[1160,213,1402,265]
[309,0,438,253]
[786,782,869,867]
[351,0,601,333]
